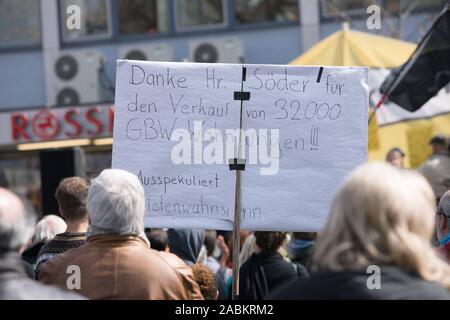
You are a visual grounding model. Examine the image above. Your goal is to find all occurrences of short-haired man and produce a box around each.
[35,177,89,276]
[39,169,203,300]
[436,190,450,262]
[0,188,82,299]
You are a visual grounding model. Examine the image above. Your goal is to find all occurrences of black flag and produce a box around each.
[380,3,450,112]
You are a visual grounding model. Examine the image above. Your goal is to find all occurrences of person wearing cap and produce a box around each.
[418,136,450,202]
[436,190,450,262]
[385,147,405,168]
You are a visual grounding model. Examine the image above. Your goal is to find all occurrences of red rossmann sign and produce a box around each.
[10,105,114,142]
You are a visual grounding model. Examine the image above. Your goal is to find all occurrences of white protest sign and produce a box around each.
[240,65,368,231]
[113,61,242,230]
[112,60,369,231]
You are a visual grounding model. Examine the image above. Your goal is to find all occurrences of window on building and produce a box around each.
[320,0,371,18]
[60,0,111,42]
[235,0,299,24]
[119,0,168,35]
[0,0,41,49]
[321,0,444,18]
[388,0,445,12]
[174,0,226,31]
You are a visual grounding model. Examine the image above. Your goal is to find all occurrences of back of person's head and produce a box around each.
[313,162,450,288]
[204,230,217,256]
[31,215,66,246]
[0,188,35,253]
[55,177,89,223]
[191,263,218,300]
[167,229,205,265]
[385,147,405,168]
[438,191,450,217]
[429,135,447,154]
[145,228,168,251]
[87,169,145,235]
[437,190,450,236]
[254,231,286,254]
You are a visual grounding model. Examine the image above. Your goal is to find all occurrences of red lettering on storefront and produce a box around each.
[64,109,82,138]
[31,110,60,140]
[11,113,30,141]
[8,105,114,144]
[85,107,103,136]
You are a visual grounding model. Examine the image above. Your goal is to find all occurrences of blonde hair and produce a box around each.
[312,162,450,289]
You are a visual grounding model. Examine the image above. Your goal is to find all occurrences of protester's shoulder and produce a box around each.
[38,244,86,280]
[406,281,450,300]
[154,251,204,300]
[268,266,450,300]
[266,276,315,300]
[153,251,197,282]
[392,272,450,300]
[37,241,50,257]
[37,234,68,257]
[156,250,190,270]
[2,277,85,300]
[269,269,373,300]
[421,155,450,169]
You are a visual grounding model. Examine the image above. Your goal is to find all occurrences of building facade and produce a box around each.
[0,0,444,214]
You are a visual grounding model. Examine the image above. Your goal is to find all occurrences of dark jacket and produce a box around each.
[239,252,306,300]
[269,265,450,300]
[21,241,45,266]
[0,252,83,300]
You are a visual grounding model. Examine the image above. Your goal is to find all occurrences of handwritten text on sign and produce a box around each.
[112,61,368,231]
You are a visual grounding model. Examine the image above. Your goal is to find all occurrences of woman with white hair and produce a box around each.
[21,215,66,267]
[270,162,450,299]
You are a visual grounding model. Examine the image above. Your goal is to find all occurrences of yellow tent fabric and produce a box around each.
[290,26,450,168]
[290,25,415,67]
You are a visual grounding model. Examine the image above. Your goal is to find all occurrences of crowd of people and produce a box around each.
[0,136,449,300]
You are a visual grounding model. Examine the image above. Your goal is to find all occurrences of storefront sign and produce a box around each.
[0,104,114,145]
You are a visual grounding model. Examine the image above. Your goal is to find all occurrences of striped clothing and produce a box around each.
[35,232,87,278]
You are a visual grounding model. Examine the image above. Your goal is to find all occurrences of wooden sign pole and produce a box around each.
[231,66,248,300]
[231,170,242,300]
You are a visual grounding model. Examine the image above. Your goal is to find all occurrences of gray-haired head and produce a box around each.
[0,188,36,253]
[87,169,145,236]
[31,215,67,246]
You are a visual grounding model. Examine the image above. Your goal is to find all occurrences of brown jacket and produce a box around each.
[38,234,204,300]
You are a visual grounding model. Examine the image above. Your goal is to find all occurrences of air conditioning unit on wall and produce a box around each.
[45,50,105,107]
[118,43,174,62]
[189,37,244,63]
